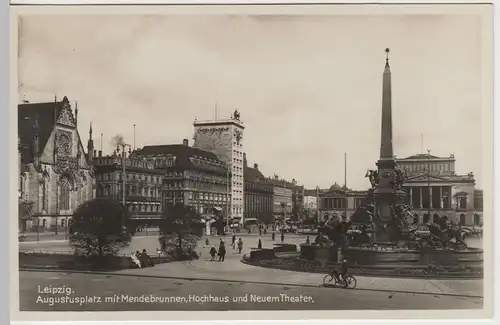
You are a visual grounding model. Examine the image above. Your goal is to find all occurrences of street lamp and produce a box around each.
[316,186,320,224]
[117,142,132,230]
[427,150,432,222]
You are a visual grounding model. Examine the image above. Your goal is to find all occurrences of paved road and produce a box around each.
[19,271,483,311]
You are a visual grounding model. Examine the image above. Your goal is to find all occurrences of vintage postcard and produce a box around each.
[10,2,494,322]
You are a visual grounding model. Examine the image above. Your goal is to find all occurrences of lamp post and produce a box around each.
[316,186,320,224]
[117,142,132,230]
[427,149,432,223]
[344,152,348,220]
[225,167,230,233]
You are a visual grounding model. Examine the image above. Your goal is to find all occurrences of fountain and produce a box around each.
[242,49,483,278]
[340,48,483,277]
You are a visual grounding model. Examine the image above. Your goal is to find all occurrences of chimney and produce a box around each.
[183,139,189,146]
[98,150,102,157]
[93,150,97,157]
[254,163,258,169]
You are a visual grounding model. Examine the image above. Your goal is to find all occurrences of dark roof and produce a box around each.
[18,96,74,164]
[400,154,442,160]
[244,165,264,182]
[133,145,226,173]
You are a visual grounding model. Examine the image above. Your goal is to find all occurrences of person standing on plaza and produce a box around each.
[271,231,275,241]
[218,239,226,262]
[306,236,310,245]
[232,234,236,250]
[258,238,262,249]
[281,231,285,243]
[237,237,243,254]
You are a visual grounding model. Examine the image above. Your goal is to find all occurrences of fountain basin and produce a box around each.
[241,244,483,279]
[343,246,483,269]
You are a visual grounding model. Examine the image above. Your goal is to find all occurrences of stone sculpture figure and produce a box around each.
[233,110,240,121]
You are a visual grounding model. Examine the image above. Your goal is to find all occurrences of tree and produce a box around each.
[159,203,203,259]
[69,198,132,257]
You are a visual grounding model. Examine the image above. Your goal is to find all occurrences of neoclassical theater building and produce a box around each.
[18,96,95,232]
[396,153,483,227]
[312,153,483,227]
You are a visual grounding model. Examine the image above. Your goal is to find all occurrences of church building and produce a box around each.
[18,96,95,232]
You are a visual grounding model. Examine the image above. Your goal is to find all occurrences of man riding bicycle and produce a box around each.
[331,259,349,287]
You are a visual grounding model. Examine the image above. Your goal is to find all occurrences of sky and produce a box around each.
[17,13,486,190]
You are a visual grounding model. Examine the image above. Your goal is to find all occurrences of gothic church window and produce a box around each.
[60,178,71,210]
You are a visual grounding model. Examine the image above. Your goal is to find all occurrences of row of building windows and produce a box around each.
[129,203,162,213]
[190,157,226,174]
[187,192,229,202]
[245,195,273,213]
[233,157,244,166]
[97,184,161,198]
[233,150,244,158]
[400,162,452,174]
[97,172,162,184]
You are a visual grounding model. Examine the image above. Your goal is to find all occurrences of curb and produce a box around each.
[19,268,483,299]
[240,258,484,281]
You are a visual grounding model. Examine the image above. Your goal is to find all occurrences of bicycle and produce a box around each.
[322,271,357,289]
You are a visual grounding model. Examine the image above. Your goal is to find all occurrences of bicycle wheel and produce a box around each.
[322,274,335,286]
[345,275,357,289]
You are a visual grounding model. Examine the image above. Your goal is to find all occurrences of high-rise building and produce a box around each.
[193,111,245,223]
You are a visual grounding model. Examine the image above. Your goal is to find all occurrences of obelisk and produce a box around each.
[380,48,394,163]
[373,48,405,242]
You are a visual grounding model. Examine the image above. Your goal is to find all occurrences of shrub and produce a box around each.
[69,198,132,257]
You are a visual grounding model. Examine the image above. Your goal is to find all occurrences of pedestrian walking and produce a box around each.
[232,234,236,250]
[271,232,275,241]
[306,236,310,245]
[218,239,226,262]
[237,238,243,254]
[281,232,285,243]
[258,239,262,249]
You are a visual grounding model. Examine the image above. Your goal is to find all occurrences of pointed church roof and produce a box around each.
[18,96,75,164]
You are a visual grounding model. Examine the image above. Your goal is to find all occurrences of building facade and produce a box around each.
[93,151,164,226]
[132,140,230,219]
[243,156,273,223]
[255,176,297,219]
[396,153,482,226]
[309,153,483,227]
[18,96,95,232]
[302,193,318,218]
[193,111,245,222]
[312,184,367,223]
